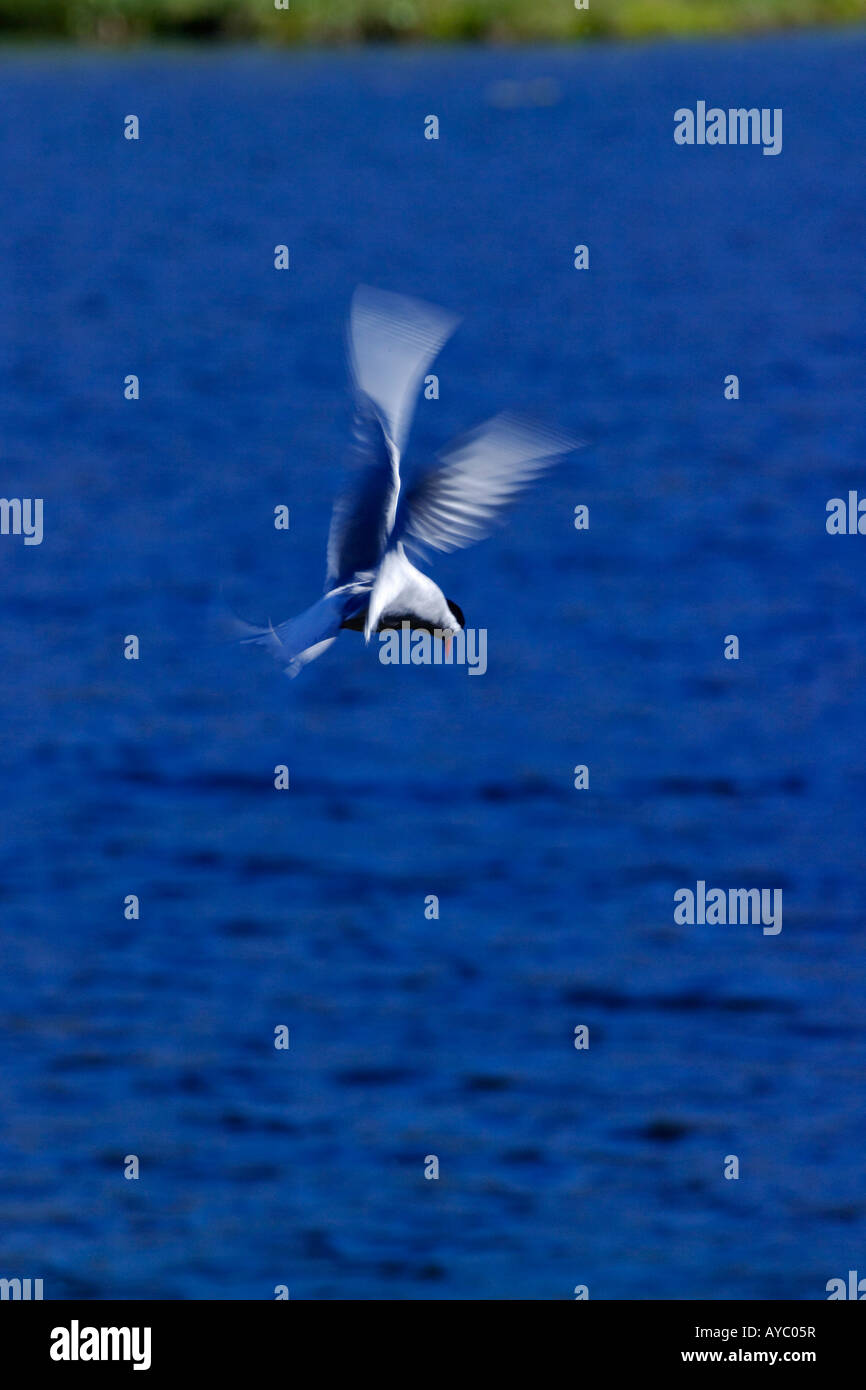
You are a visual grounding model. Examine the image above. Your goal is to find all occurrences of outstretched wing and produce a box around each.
[326,286,459,589]
[325,394,399,590]
[393,412,580,557]
[348,285,460,455]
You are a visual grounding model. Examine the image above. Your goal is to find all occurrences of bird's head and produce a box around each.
[446,599,465,631]
[441,599,465,656]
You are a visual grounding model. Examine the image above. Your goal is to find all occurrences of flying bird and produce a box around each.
[232,286,578,677]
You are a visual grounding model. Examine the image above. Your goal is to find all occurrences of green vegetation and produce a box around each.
[0,0,863,43]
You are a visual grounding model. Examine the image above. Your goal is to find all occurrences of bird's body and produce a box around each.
[232,286,577,677]
[339,558,465,637]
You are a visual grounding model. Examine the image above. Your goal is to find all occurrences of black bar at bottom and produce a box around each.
[0,1298,860,1375]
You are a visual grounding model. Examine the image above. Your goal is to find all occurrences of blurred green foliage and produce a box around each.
[0,0,863,42]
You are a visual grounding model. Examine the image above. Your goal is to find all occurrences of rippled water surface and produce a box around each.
[0,33,864,1298]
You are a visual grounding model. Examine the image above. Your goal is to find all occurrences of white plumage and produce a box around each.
[233,286,579,677]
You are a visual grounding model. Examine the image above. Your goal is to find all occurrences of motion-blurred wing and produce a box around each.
[348,285,460,455]
[326,394,399,589]
[394,412,580,556]
[326,288,459,588]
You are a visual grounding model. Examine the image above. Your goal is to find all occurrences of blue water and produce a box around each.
[1,32,864,1300]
